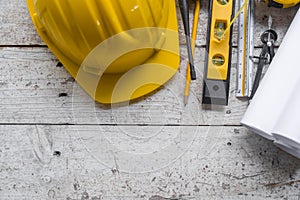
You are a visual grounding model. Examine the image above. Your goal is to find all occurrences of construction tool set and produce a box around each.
[180,0,299,106]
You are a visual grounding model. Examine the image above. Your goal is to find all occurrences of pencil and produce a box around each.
[184,0,201,106]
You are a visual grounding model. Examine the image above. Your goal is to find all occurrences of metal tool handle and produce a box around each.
[179,0,196,80]
[250,45,268,99]
[186,35,196,80]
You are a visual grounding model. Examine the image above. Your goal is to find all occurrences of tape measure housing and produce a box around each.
[267,0,300,8]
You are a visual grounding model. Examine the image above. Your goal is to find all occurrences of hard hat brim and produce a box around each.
[27,0,180,104]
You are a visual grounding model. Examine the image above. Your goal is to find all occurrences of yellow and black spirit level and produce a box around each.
[202,0,235,105]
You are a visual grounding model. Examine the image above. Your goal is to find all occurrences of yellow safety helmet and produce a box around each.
[266,0,300,8]
[27,0,179,104]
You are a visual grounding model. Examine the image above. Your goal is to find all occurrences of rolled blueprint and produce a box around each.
[274,141,300,159]
[272,77,300,150]
[241,8,300,141]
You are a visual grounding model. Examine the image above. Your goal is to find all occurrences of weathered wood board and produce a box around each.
[1,125,300,200]
[0,0,300,199]
[0,47,248,125]
[0,0,298,46]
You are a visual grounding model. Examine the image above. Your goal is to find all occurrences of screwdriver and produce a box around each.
[184,0,200,105]
[179,0,197,80]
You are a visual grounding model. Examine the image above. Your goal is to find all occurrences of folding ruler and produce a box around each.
[236,0,255,97]
[202,0,235,105]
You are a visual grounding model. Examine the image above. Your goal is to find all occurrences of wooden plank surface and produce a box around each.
[0,0,298,46]
[1,125,300,200]
[0,47,247,125]
[0,0,300,199]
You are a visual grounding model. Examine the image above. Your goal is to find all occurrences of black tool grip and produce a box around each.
[179,0,190,35]
[190,65,196,80]
[250,46,268,99]
[179,0,197,80]
[186,35,196,80]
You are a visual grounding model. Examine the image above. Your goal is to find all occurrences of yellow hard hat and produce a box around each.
[267,0,300,8]
[27,0,180,104]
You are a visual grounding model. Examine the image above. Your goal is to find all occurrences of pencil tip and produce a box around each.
[184,96,188,106]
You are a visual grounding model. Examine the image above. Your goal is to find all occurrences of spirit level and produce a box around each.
[202,0,235,105]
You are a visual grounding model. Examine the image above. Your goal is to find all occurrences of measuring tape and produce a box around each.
[267,0,300,8]
[202,0,235,105]
[236,0,255,98]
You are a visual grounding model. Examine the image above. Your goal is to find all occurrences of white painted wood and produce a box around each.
[0,1,300,199]
[1,125,300,200]
[0,47,248,125]
[0,0,298,46]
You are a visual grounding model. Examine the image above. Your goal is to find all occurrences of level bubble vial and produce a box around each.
[212,54,225,66]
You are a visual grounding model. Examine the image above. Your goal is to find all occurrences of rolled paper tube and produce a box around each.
[274,140,300,159]
[272,77,300,150]
[241,8,300,140]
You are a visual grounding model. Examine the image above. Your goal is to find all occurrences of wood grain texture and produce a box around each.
[1,0,300,199]
[0,0,298,46]
[1,125,300,200]
[0,47,248,125]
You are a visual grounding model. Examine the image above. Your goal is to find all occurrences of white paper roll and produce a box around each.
[241,8,300,141]
[272,77,300,149]
[274,141,300,159]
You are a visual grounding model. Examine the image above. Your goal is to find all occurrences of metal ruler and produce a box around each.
[236,0,255,97]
